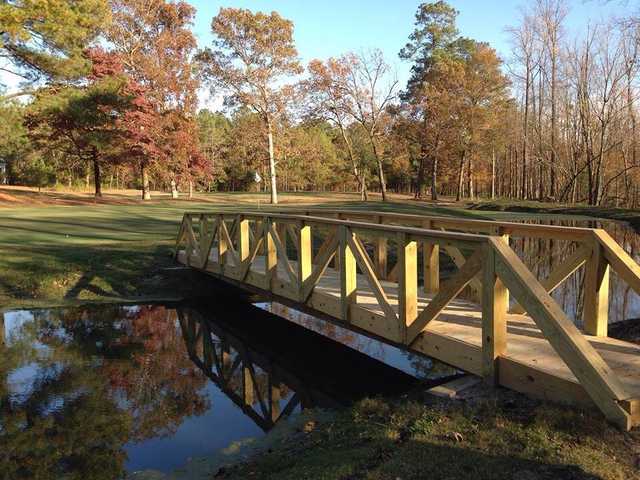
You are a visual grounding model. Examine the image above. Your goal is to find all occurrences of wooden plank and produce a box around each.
[301,233,338,302]
[443,244,483,300]
[511,243,591,315]
[279,208,595,241]
[490,237,630,428]
[238,218,250,263]
[346,233,397,322]
[264,219,277,291]
[397,232,418,342]
[339,226,357,322]
[297,223,312,301]
[269,222,297,286]
[423,242,439,294]
[407,248,484,345]
[584,238,609,337]
[239,235,264,282]
[198,217,218,269]
[481,243,508,384]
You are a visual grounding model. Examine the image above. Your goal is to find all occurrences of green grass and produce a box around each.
[0,195,490,308]
[220,391,640,480]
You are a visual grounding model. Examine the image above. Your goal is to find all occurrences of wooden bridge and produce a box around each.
[174,208,640,430]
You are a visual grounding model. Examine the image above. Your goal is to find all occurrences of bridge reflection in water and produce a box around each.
[178,300,455,432]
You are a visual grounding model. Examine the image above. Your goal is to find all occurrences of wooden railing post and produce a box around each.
[218,215,227,273]
[397,232,418,342]
[584,237,609,337]
[339,225,357,322]
[374,215,388,279]
[297,222,312,301]
[482,241,508,384]
[422,219,439,295]
[238,216,250,264]
[265,217,277,291]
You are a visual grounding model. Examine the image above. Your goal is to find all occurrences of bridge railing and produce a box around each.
[174,211,640,429]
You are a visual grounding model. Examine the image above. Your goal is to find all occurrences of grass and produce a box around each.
[0,187,490,308]
[219,390,640,480]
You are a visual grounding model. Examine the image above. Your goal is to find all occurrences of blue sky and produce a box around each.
[192,0,634,104]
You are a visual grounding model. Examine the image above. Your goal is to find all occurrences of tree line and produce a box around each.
[1,0,639,206]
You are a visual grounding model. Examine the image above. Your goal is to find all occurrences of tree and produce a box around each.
[198,8,303,204]
[306,58,369,199]
[25,49,152,197]
[106,0,202,199]
[332,50,398,201]
[0,0,109,91]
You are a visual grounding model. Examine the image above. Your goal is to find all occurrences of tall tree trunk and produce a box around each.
[415,155,426,199]
[266,117,278,204]
[456,150,466,201]
[431,155,438,201]
[370,138,387,201]
[92,151,102,198]
[338,123,367,201]
[141,164,151,200]
[491,147,496,199]
[188,180,193,199]
[466,154,474,199]
[522,65,530,199]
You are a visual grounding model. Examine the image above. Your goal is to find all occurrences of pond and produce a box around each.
[0,298,455,479]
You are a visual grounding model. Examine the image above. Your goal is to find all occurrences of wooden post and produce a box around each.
[298,222,312,300]
[339,226,357,322]
[375,238,388,280]
[238,217,250,264]
[423,243,439,294]
[265,218,277,291]
[374,216,387,279]
[218,215,227,272]
[584,240,609,337]
[397,232,418,342]
[482,244,508,384]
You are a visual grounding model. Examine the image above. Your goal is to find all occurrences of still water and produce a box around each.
[0,299,453,479]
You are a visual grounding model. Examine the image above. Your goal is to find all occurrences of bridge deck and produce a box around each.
[178,249,640,410]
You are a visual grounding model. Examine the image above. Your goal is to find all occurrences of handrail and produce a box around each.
[174,210,640,430]
[180,208,596,240]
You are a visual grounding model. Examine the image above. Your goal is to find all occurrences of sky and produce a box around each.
[192,0,635,109]
[1,0,635,106]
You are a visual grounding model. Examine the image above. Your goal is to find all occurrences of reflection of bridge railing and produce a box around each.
[178,308,331,432]
[174,210,640,430]
[177,303,420,432]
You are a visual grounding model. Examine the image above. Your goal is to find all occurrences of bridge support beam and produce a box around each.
[584,241,609,337]
[482,243,508,385]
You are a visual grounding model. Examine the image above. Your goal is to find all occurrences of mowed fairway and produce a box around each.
[0,189,492,307]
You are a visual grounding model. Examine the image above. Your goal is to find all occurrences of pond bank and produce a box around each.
[467,200,640,233]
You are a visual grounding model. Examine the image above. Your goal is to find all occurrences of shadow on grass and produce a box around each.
[223,432,604,480]
[0,241,199,305]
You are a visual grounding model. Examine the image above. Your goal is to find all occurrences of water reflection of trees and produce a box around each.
[0,305,208,479]
[511,219,640,324]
